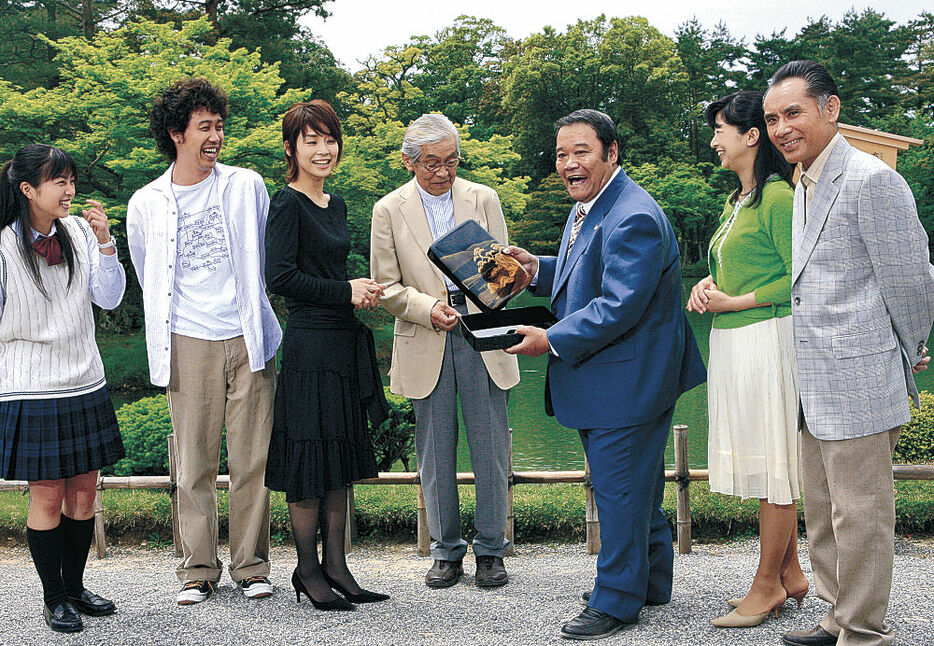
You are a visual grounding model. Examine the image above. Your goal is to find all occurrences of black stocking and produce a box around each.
[288,498,339,602]
[318,487,361,595]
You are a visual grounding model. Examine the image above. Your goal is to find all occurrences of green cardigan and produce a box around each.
[707,177,794,330]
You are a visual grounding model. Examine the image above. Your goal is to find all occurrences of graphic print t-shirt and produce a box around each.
[170,174,243,340]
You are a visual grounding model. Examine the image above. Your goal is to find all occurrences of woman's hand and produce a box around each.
[349,278,383,309]
[82,199,114,254]
[702,286,737,313]
[686,275,715,313]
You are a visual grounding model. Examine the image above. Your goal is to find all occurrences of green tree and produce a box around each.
[500,16,690,181]
[675,19,747,163]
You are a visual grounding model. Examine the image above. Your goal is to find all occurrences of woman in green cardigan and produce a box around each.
[687,90,803,628]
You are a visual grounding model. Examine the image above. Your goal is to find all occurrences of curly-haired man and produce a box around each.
[127,77,282,605]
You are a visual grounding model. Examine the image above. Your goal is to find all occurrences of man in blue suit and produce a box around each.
[506,109,706,640]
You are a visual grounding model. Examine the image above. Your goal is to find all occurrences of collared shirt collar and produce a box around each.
[580,166,621,214]
[11,219,58,242]
[799,132,842,190]
[414,179,453,207]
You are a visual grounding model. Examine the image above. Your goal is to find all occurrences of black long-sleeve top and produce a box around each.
[264,186,355,327]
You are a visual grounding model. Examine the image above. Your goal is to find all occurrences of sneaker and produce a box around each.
[239,576,274,599]
[176,580,216,605]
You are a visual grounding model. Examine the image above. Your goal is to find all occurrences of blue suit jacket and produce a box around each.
[533,169,706,430]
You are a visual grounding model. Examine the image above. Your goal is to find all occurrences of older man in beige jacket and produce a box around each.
[370,114,519,589]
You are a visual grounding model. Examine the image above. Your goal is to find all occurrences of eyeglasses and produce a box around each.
[417,157,460,173]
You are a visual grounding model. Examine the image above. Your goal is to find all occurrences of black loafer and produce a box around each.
[69,589,116,616]
[560,607,629,640]
[425,559,463,588]
[43,601,83,633]
[782,626,839,646]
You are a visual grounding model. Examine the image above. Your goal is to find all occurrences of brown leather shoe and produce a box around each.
[475,555,508,587]
[425,559,463,588]
[781,626,839,646]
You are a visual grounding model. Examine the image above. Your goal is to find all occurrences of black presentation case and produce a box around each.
[427,220,557,351]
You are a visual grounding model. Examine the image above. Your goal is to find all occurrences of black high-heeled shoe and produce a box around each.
[291,569,356,611]
[322,570,390,603]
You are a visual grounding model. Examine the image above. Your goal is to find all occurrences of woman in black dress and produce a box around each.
[0,144,125,632]
[265,100,389,610]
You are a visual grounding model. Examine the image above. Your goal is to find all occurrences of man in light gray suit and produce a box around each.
[764,60,934,646]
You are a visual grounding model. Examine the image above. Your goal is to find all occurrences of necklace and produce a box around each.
[737,185,756,199]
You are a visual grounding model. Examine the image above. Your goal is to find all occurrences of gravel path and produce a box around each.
[0,538,932,645]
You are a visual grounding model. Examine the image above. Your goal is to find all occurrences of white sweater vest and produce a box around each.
[0,218,106,400]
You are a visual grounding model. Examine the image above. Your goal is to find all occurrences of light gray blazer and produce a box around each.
[792,137,934,440]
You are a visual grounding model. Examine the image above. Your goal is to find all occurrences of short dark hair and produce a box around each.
[150,77,229,161]
[555,109,620,164]
[767,60,839,111]
[281,100,343,182]
[705,90,792,208]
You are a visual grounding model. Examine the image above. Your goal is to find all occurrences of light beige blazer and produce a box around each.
[370,177,520,399]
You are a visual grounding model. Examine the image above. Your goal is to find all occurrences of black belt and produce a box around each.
[448,291,466,306]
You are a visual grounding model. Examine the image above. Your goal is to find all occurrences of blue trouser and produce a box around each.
[579,406,675,623]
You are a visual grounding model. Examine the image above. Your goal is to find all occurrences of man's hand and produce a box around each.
[501,246,539,279]
[686,275,715,313]
[431,301,460,331]
[913,346,930,374]
[504,325,550,357]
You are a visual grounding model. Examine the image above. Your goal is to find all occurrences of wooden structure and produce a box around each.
[1,426,932,558]
[838,123,922,170]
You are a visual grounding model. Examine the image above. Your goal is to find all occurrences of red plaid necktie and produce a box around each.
[566,203,587,257]
[33,235,64,266]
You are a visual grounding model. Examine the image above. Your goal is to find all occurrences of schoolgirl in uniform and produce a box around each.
[0,144,126,633]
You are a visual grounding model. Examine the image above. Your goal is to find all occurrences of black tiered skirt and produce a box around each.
[265,322,388,503]
[0,386,125,481]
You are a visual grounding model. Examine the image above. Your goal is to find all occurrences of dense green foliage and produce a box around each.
[896,391,934,464]
[0,7,932,333]
[371,390,416,472]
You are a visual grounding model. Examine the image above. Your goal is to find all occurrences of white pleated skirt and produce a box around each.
[707,315,801,505]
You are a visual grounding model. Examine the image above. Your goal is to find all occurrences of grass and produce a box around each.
[2,480,932,546]
[96,330,151,391]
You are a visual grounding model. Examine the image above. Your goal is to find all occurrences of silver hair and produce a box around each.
[401,113,460,162]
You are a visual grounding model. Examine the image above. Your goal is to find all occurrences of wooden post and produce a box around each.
[167,433,182,558]
[506,427,515,556]
[344,484,356,553]
[673,424,692,554]
[584,456,600,555]
[416,473,430,556]
[92,474,107,559]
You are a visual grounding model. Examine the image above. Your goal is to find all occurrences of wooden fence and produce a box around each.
[1,424,933,560]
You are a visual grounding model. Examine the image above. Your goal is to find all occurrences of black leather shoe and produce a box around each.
[581,590,666,606]
[475,556,508,588]
[69,589,117,616]
[425,559,463,588]
[43,601,83,633]
[782,626,839,646]
[560,607,629,640]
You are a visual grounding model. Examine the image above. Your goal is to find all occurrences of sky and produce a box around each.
[301,0,929,72]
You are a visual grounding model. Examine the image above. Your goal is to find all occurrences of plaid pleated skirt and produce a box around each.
[0,386,125,481]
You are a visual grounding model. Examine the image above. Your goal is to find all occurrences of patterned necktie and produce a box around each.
[33,234,64,266]
[566,203,587,257]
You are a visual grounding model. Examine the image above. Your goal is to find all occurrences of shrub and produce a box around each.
[371,388,416,471]
[896,391,934,464]
[108,395,229,476]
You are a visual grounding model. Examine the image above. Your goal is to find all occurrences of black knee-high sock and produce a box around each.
[26,525,66,606]
[60,515,95,597]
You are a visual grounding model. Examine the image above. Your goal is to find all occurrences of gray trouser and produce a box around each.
[412,315,510,561]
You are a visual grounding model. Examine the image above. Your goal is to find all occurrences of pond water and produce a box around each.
[112,280,934,473]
